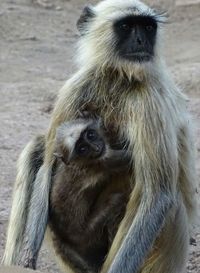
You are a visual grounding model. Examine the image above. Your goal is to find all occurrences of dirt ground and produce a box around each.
[0,0,199,272]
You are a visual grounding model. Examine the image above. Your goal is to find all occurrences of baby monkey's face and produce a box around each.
[54,117,107,165]
[74,124,106,160]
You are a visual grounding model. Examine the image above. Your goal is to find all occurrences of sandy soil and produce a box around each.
[0,0,199,272]
[0,266,42,273]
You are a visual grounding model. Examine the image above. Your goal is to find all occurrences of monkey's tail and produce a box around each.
[2,135,45,265]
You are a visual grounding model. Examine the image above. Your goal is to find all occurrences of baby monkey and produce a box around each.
[53,111,130,168]
[47,112,131,273]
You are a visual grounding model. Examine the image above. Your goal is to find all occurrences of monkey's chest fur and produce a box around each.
[49,163,131,273]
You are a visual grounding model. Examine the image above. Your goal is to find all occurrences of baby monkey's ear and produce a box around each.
[77,5,96,35]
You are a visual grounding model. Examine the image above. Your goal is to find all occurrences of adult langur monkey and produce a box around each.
[3,0,196,273]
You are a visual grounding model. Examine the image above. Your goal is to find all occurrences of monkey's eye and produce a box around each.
[145,25,154,31]
[77,144,90,155]
[87,129,97,141]
[119,23,130,31]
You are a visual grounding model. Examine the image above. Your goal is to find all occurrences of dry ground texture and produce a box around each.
[0,0,199,272]
[0,266,42,273]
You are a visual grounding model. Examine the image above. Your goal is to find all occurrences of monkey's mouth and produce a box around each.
[123,52,152,62]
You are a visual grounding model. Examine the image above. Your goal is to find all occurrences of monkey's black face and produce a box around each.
[113,15,157,62]
[75,126,105,160]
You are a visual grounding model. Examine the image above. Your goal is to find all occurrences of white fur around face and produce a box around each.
[76,0,166,81]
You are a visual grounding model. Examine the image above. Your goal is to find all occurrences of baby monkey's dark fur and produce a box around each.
[22,113,131,272]
[49,113,131,273]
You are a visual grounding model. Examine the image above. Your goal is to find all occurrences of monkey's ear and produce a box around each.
[77,5,96,35]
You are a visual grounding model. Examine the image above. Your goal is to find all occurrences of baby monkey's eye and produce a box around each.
[87,129,97,141]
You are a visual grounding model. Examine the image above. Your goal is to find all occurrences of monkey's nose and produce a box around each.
[91,143,103,156]
[137,37,142,45]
